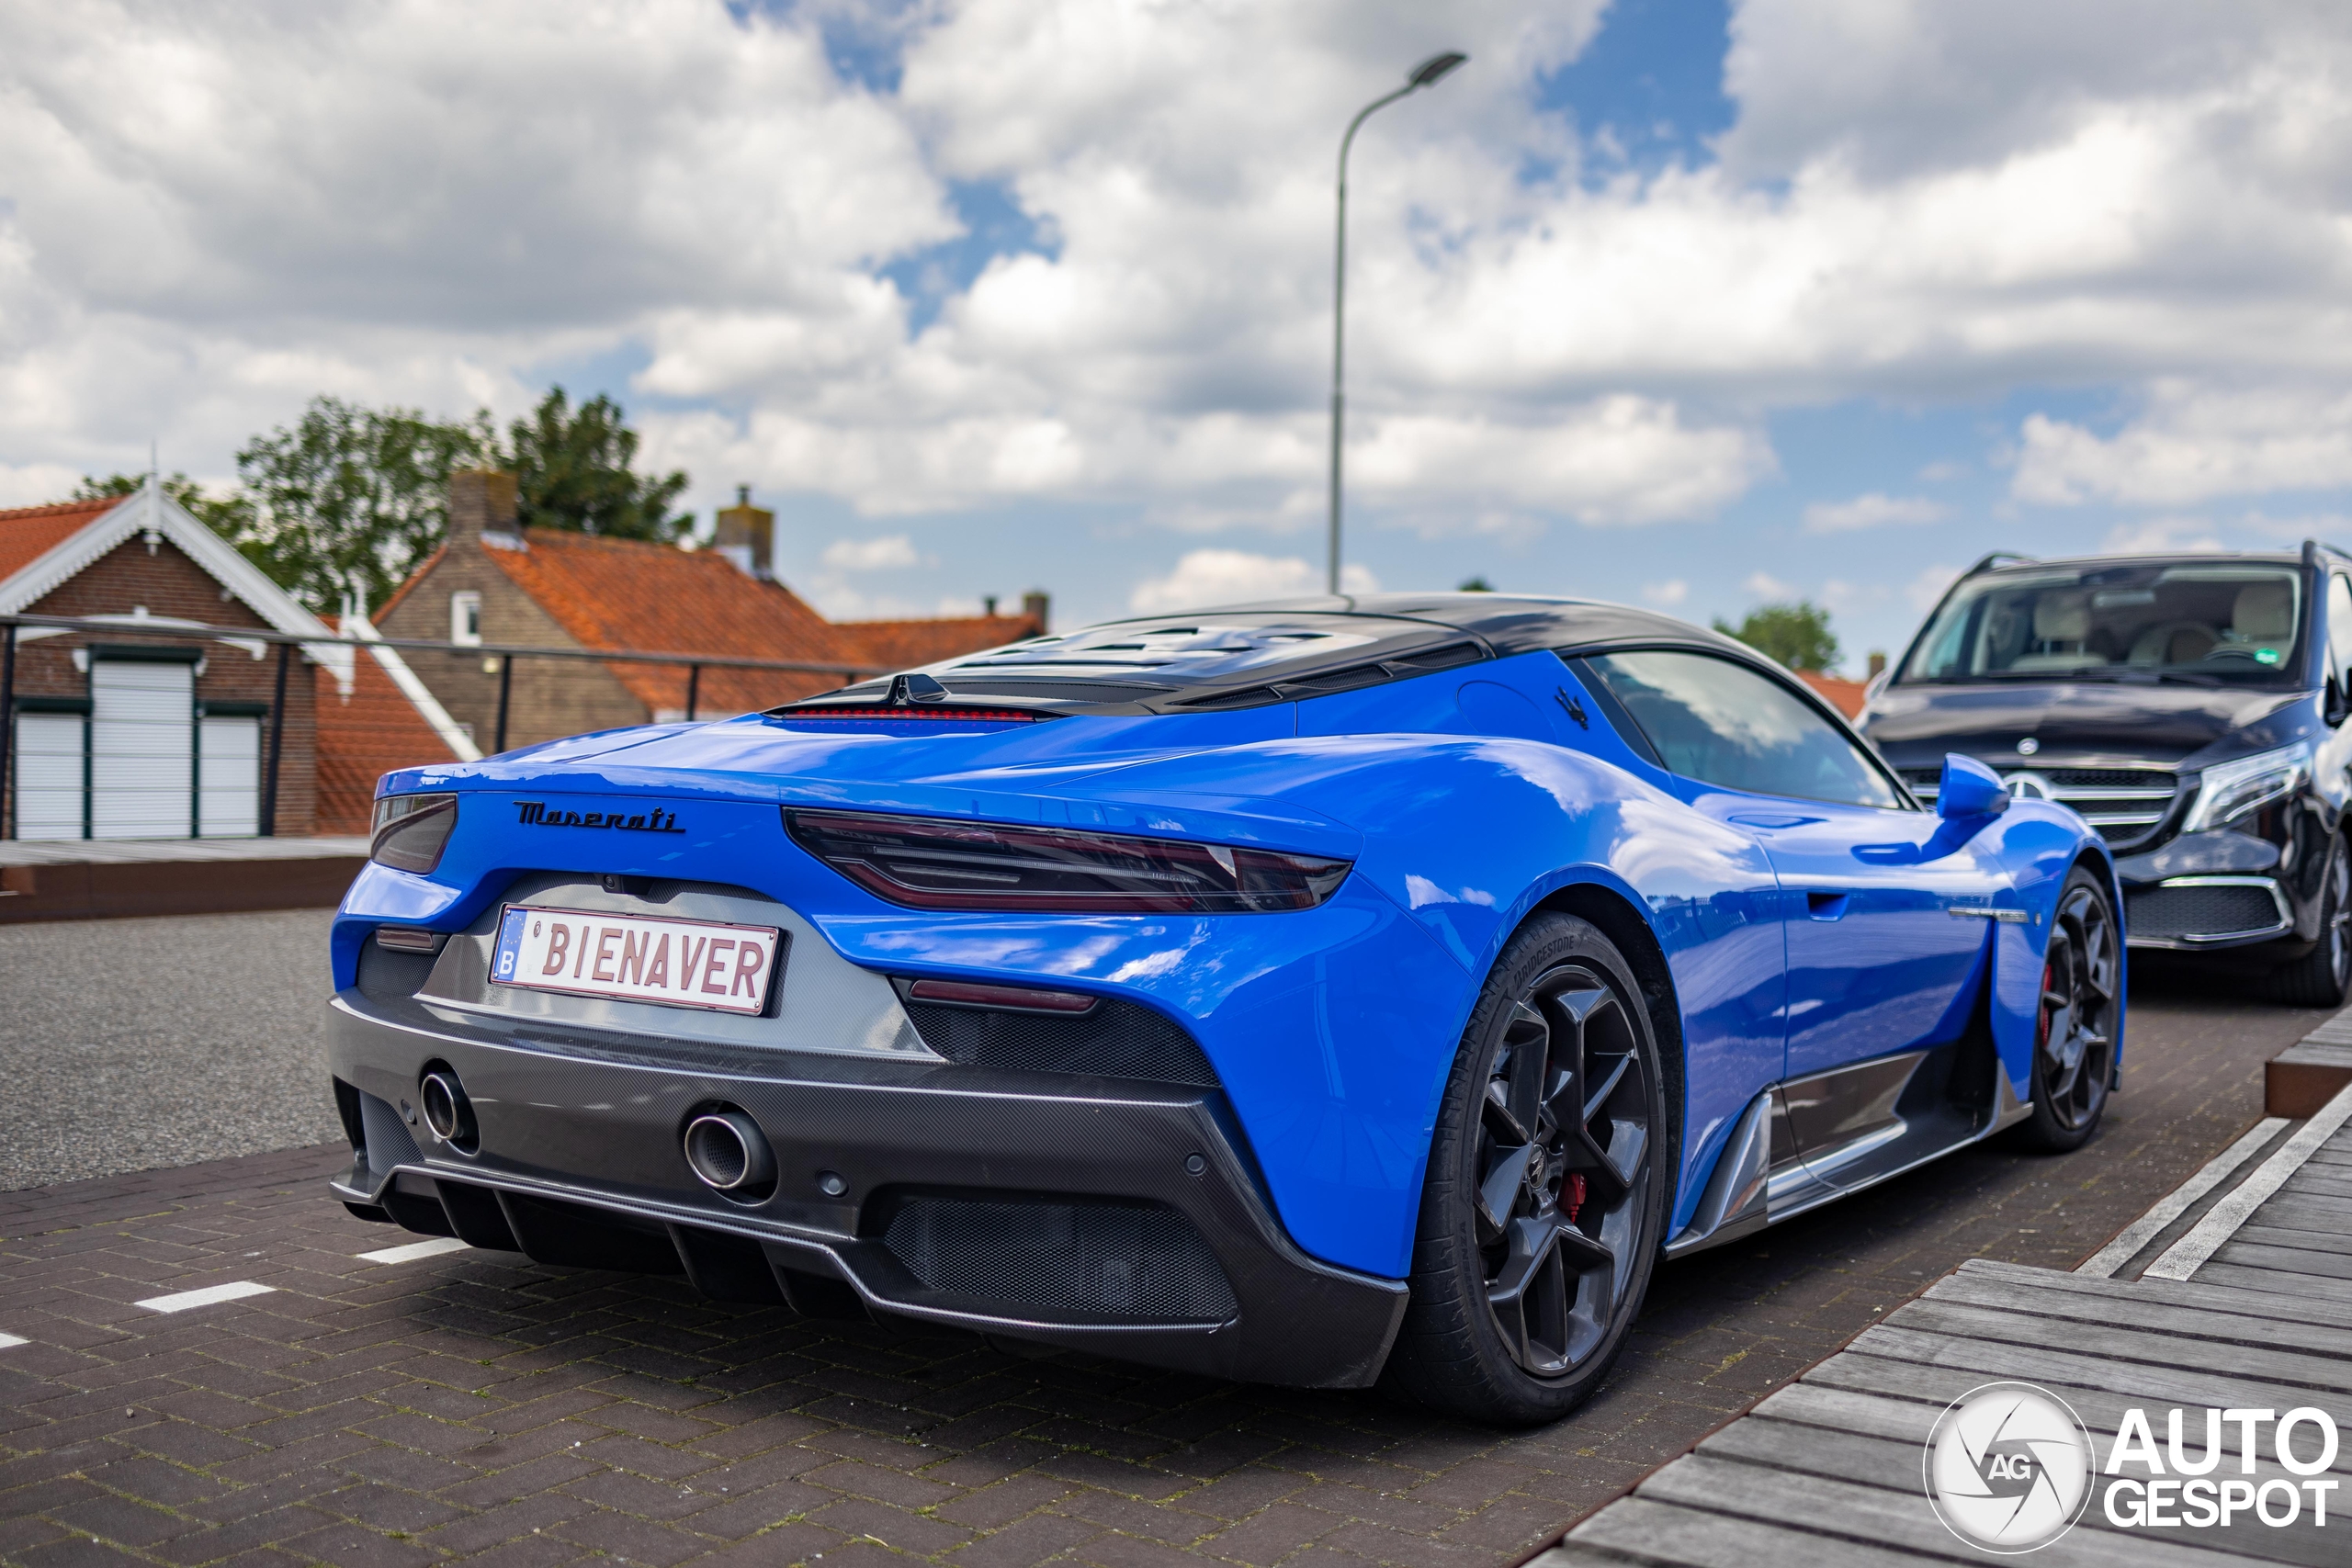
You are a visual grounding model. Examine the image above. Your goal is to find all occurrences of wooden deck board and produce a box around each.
[1522,1044,2352,1567]
[2234,1221,2352,1257]
[1563,1497,1928,1568]
[2212,1238,2352,1280]
[1699,1418,2337,1565]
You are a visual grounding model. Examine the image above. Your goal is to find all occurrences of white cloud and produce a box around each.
[2100,516,2228,554]
[6,0,2352,582]
[0,462,87,508]
[1744,570,1797,601]
[1905,562,1964,612]
[1128,550,1378,615]
[1641,579,1689,606]
[821,535,922,570]
[2013,383,2352,506]
[1917,459,1968,482]
[1802,491,1948,533]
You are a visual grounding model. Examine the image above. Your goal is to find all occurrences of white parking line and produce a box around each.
[358,1236,470,1266]
[2146,1079,2352,1280]
[135,1280,275,1314]
[0,1332,26,1348]
[2076,1115,2288,1278]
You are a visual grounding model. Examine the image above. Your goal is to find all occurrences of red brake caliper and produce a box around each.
[1566,1173,1587,1224]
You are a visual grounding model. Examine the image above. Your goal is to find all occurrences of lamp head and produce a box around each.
[1408,51,1468,89]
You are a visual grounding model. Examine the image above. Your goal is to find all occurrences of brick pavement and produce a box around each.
[0,982,2327,1568]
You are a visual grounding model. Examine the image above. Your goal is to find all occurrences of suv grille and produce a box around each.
[1901,765,2177,845]
[2126,882,2288,942]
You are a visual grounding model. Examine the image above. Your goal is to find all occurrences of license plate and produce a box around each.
[490,905,785,1014]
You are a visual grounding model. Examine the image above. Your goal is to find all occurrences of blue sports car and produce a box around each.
[327,593,2121,1424]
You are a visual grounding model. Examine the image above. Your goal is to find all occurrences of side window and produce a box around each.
[2328,576,2352,684]
[1587,650,1903,809]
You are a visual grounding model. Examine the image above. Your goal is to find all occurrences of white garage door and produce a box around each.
[198,713,261,837]
[90,660,194,840]
[12,711,85,840]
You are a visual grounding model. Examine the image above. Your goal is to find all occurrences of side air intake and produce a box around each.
[880,1195,1238,1323]
[898,988,1220,1087]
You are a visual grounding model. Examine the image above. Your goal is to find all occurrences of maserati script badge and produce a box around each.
[513,801,686,834]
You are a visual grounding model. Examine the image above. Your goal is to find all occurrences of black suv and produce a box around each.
[1860,542,2352,1005]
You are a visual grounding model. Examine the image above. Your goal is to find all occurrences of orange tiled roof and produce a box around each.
[1797,670,1869,718]
[479,529,866,715]
[840,615,1042,674]
[314,620,464,834]
[0,496,120,583]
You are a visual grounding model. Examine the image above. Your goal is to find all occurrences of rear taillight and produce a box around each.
[371,793,458,874]
[785,809,1351,913]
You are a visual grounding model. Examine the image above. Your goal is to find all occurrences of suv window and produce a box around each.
[1588,651,1903,809]
[1901,562,2302,684]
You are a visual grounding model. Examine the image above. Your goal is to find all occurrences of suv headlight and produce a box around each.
[371,793,458,873]
[2182,742,2310,834]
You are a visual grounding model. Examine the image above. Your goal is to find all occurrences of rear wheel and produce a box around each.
[2267,837,2350,1009]
[2013,866,2120,1153]
[1383,913,1668,1425]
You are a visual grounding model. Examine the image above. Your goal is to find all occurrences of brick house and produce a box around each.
[0,481,463,840]
[373,472,1044,750]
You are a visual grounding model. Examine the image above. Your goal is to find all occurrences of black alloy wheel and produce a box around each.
[2267,836,2351,1008]
[2017,866,2120,1152]
[1385,913,1668,1423]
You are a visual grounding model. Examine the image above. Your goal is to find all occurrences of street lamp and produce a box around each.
[1328,50,1467,595]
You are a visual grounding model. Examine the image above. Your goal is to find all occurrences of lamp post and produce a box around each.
[1329,51,1466,595]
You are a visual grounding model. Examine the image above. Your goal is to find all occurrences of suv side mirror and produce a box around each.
[1939,753,2011,819]
[2328,671,2350,728]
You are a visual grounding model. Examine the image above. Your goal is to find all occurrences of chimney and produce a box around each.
[448,469,520,551]
[712,484,775,580]
[1022,590,1049,633]
[982,594,999,617]
[1867,649,1887,680]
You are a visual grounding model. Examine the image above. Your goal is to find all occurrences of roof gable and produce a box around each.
[0,480,354,689]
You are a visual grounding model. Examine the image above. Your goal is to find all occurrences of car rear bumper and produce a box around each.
[324,992,1407,1389]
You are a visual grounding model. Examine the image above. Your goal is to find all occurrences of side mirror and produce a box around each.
[1938,753,2011,819]
[2327,672,2349,728]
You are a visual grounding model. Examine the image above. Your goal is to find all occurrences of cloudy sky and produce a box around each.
[5,0,2351,669]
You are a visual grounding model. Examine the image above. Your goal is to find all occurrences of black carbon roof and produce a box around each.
[778,593,1751,718]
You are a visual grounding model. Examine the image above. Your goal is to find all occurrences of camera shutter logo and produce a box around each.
[1924,1382,2094,1552]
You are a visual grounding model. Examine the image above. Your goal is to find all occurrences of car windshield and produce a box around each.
[1899,563,2304,685]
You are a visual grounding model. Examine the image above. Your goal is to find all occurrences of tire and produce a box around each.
[1383,912,1668,1425]
[2267,837,2350,1010]
[2011,865,2121,1154]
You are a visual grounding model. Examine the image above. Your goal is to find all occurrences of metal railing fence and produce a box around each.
[0,612,880,839]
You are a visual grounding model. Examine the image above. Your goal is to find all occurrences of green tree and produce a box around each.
[504,387,689,541]
[1457,575,1494,592]
[232,398,494,614]
[74,471,255,545]
[90,389,692,615]
[1713,601,1841,671]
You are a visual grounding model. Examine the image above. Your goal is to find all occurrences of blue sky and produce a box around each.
[6,0,2349,671]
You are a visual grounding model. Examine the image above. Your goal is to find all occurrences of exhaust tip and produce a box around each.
[419,1069,477,1151]
[684,1111,775,1195]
